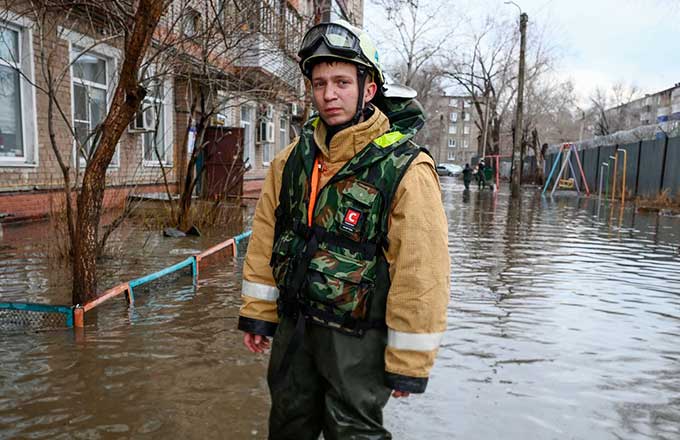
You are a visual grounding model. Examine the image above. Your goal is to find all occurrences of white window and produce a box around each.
[240,104,255,166]
[71,46,116,166]
[464,99,472,108]
[448,138,455,148]
[141,73,173,166]
[262,142,271,165]
[450,112,457,122]
[448,125,455,134]
[448,98,458,107]
[447,151,455,161]
[0,19,37,167]
[279,115,288,150]
[464,112,470,122]
[463,138,469,149]
[183,9,201,37]
[464,125,470,135]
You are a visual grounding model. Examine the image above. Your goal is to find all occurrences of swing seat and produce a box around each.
[558,178,574,189]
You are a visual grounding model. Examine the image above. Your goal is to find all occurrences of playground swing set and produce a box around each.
[542,143,590,196]
[541,143,627,201]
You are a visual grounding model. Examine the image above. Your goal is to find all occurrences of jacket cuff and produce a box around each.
[238,316,278,336]
[385,372,428,394]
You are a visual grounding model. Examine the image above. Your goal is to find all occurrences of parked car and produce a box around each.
[435,163,463,176]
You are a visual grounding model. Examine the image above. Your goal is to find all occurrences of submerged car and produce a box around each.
[435,163,463,176]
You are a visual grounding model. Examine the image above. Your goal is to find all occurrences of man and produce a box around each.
[477,159,486,189]
[463,163,473,190]
[237,20,449,439]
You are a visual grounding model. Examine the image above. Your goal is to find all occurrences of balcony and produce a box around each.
[235,32,300,90]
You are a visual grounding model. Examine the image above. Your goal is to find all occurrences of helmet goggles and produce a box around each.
[298,23,362,60]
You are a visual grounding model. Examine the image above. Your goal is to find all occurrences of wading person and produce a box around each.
[237,19,450,439]
[463,163,473,190]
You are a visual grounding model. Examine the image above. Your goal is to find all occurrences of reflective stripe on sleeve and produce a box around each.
[387,329,444,351]
[242,280,279,301]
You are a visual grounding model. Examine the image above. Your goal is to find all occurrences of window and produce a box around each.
[464,112,471,121]
[141,74,173,166]
[448,125,455,134]
[447,151,455,161]
[448,98,458,107]
[450,112,457,122]
[240,104,255,166]
[463,138,469,149]
[464,99,471,108]
[279,115,288,150]
[71,46,114,166]
[262,142,271,165]
[281,3,303,54]
[463,125,470,134]
[448,138,455,148]
[0,21,36,166]
[0,27,22,160]
[183,9,201,37]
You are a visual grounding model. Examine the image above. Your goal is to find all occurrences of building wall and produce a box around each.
[429,94,482,166]
[0,8,177,195]
[599,83,680,135]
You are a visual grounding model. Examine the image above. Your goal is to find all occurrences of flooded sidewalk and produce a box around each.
[1,178,680,439]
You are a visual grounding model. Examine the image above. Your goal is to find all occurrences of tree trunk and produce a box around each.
[531,128,545,185]
[71,1,165,305]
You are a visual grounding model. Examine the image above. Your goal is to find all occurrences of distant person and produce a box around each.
[462,163,473,190]
[477,160,486,189]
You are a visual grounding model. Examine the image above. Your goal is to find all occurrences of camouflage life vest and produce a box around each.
[270,115,423,336]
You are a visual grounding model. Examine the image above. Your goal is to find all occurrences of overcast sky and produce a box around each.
[365,0,679,101]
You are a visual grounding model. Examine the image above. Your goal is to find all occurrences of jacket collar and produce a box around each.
[313,108,390,164]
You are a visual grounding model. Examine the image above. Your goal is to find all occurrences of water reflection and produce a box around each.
[1,182,680,439]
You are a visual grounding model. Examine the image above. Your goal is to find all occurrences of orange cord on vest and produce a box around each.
[308,158,321,227]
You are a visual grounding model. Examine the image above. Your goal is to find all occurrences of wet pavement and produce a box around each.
[1,178,680,439]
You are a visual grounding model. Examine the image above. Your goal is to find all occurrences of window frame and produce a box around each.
[279,114,288,151]
[0,16,38,168]
[240,103,255,167]
[141,74,174,167]
[62,28,121,169]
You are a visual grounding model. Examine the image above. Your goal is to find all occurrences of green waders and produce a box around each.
[267,316,392,440]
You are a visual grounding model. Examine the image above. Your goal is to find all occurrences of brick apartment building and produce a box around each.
[424,93,484,167]
[0,0,364,222]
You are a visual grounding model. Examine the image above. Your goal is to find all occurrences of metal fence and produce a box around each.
[544,135,680,198]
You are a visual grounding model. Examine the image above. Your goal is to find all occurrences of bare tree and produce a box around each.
[443,13,562,162]
[589,81,643,136]
[370,0,456,88]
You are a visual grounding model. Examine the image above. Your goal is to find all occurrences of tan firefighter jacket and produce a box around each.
[238,107,450,389]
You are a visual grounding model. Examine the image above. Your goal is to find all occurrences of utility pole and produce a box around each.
[481,94,491,160]
[509,7,528,198]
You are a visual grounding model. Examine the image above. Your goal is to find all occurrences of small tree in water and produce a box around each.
[0,0,168,305]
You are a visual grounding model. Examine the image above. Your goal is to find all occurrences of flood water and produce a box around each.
[1,179,680,439]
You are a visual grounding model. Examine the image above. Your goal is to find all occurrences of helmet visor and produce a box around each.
[299,23,361,59]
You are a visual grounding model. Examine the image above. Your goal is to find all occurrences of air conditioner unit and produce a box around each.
[266,121,275,143]
[129,105,156,132]
[258,120,276,143]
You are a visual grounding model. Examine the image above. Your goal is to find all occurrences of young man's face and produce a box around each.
[311,61,377,127]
